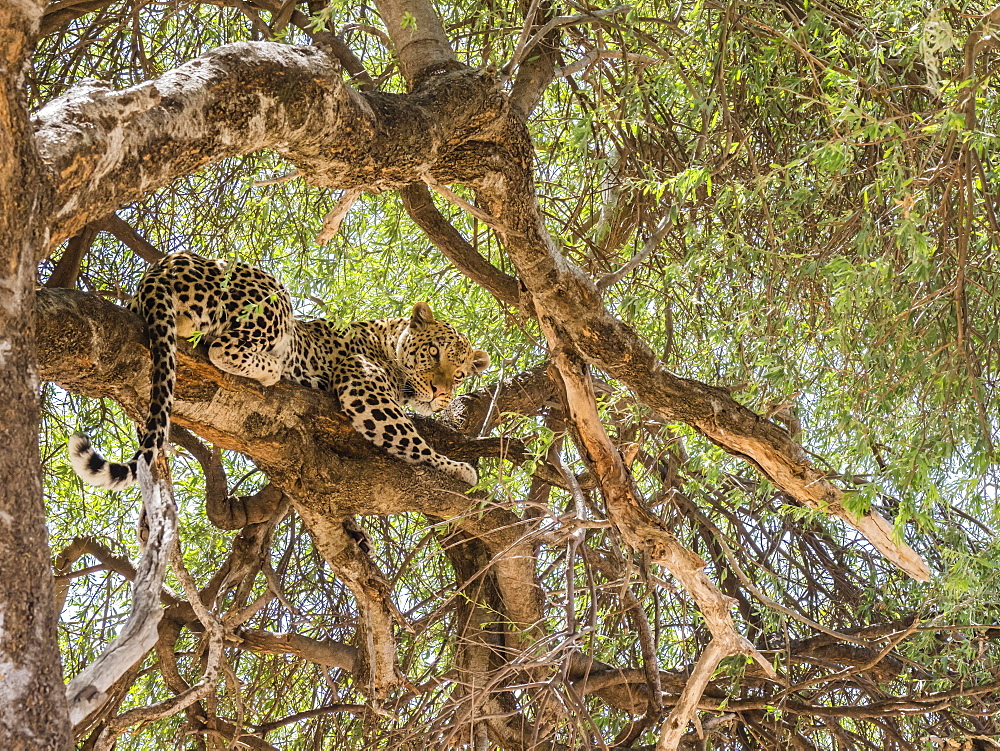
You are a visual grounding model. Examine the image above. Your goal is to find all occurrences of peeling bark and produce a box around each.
[32,42,507,250]
[17,12,949,743]
[468,118,931,582]
[28,36,920,582]
[0,1,72,746]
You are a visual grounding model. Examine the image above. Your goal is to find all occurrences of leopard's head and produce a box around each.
[395,302,490,415]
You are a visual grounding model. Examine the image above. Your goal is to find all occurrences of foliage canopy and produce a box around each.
[23,0,1000,748]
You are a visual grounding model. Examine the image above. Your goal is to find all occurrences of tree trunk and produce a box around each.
[0,3,72,747]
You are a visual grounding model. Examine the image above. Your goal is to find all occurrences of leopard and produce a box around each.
[69,251,490,490]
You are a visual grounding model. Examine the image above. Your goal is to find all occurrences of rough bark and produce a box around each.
[32,42,507,251]
[65,461,175,729]
[466,117,931,582]
[0,1,73,747]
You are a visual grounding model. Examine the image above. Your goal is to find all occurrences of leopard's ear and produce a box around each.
[471,349,490,374]
[410,302,436,326]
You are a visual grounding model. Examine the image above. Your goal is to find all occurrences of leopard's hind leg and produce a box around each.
[207,331,288,386]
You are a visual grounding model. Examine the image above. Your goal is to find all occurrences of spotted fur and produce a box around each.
[69,251,490,489]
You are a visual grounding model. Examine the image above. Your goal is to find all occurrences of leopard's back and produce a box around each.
[286,302,490,483]
[70,252,296,489]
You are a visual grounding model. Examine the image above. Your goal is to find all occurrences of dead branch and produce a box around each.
[237,629,357,671]
[65,460,176,730]
[545,349,766,749]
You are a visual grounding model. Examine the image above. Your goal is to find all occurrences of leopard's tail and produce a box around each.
[69,273,178,490]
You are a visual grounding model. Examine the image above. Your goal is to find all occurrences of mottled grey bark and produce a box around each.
[0,2,73,747]
[32,42,507,251]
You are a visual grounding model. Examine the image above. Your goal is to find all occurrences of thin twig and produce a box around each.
[598,212,671,290]
[252,169,300,186]
[316,189,362,245]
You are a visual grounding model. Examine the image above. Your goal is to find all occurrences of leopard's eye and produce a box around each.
[427,345,439,357]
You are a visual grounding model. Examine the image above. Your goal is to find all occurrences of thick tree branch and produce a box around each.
[45,222,98,288]
[237,628,357,671]
[32,42,507,250]
[294,512,402,696]
[96,214,165,264]
[0,1,74,746]
[370,0,456,85]
[445,362,556,435]
[36,287,540,697]
[508,0,561,118]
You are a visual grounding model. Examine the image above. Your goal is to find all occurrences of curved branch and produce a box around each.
[32,42,506,250]
[400,182,524,310]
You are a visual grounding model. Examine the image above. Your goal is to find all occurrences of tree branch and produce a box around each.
[0,0,75,744]
[370,0,456,85]
[546,348,764,744]
[470,120,931,582]
[237,628,357,671]
[32,42,507,250]
[65,461,176,730]
[400,182,524,311]
[45,222,98,288]
[96,214,164,264]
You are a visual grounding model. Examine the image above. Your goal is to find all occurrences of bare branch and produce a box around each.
[400,182,524,311]
[316,189,361,245]
[547,348,757,653]
[237,628,357,671]
[95,525,226,750]
[656,639,729,750]
[597,211,671,290]
[32,43,506,250]
[471,134,931,581]
[45,222,99,288]
[65,460,176,730]
[506,5,632,79]
[297,517,402,697]
[95,214,164,264]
